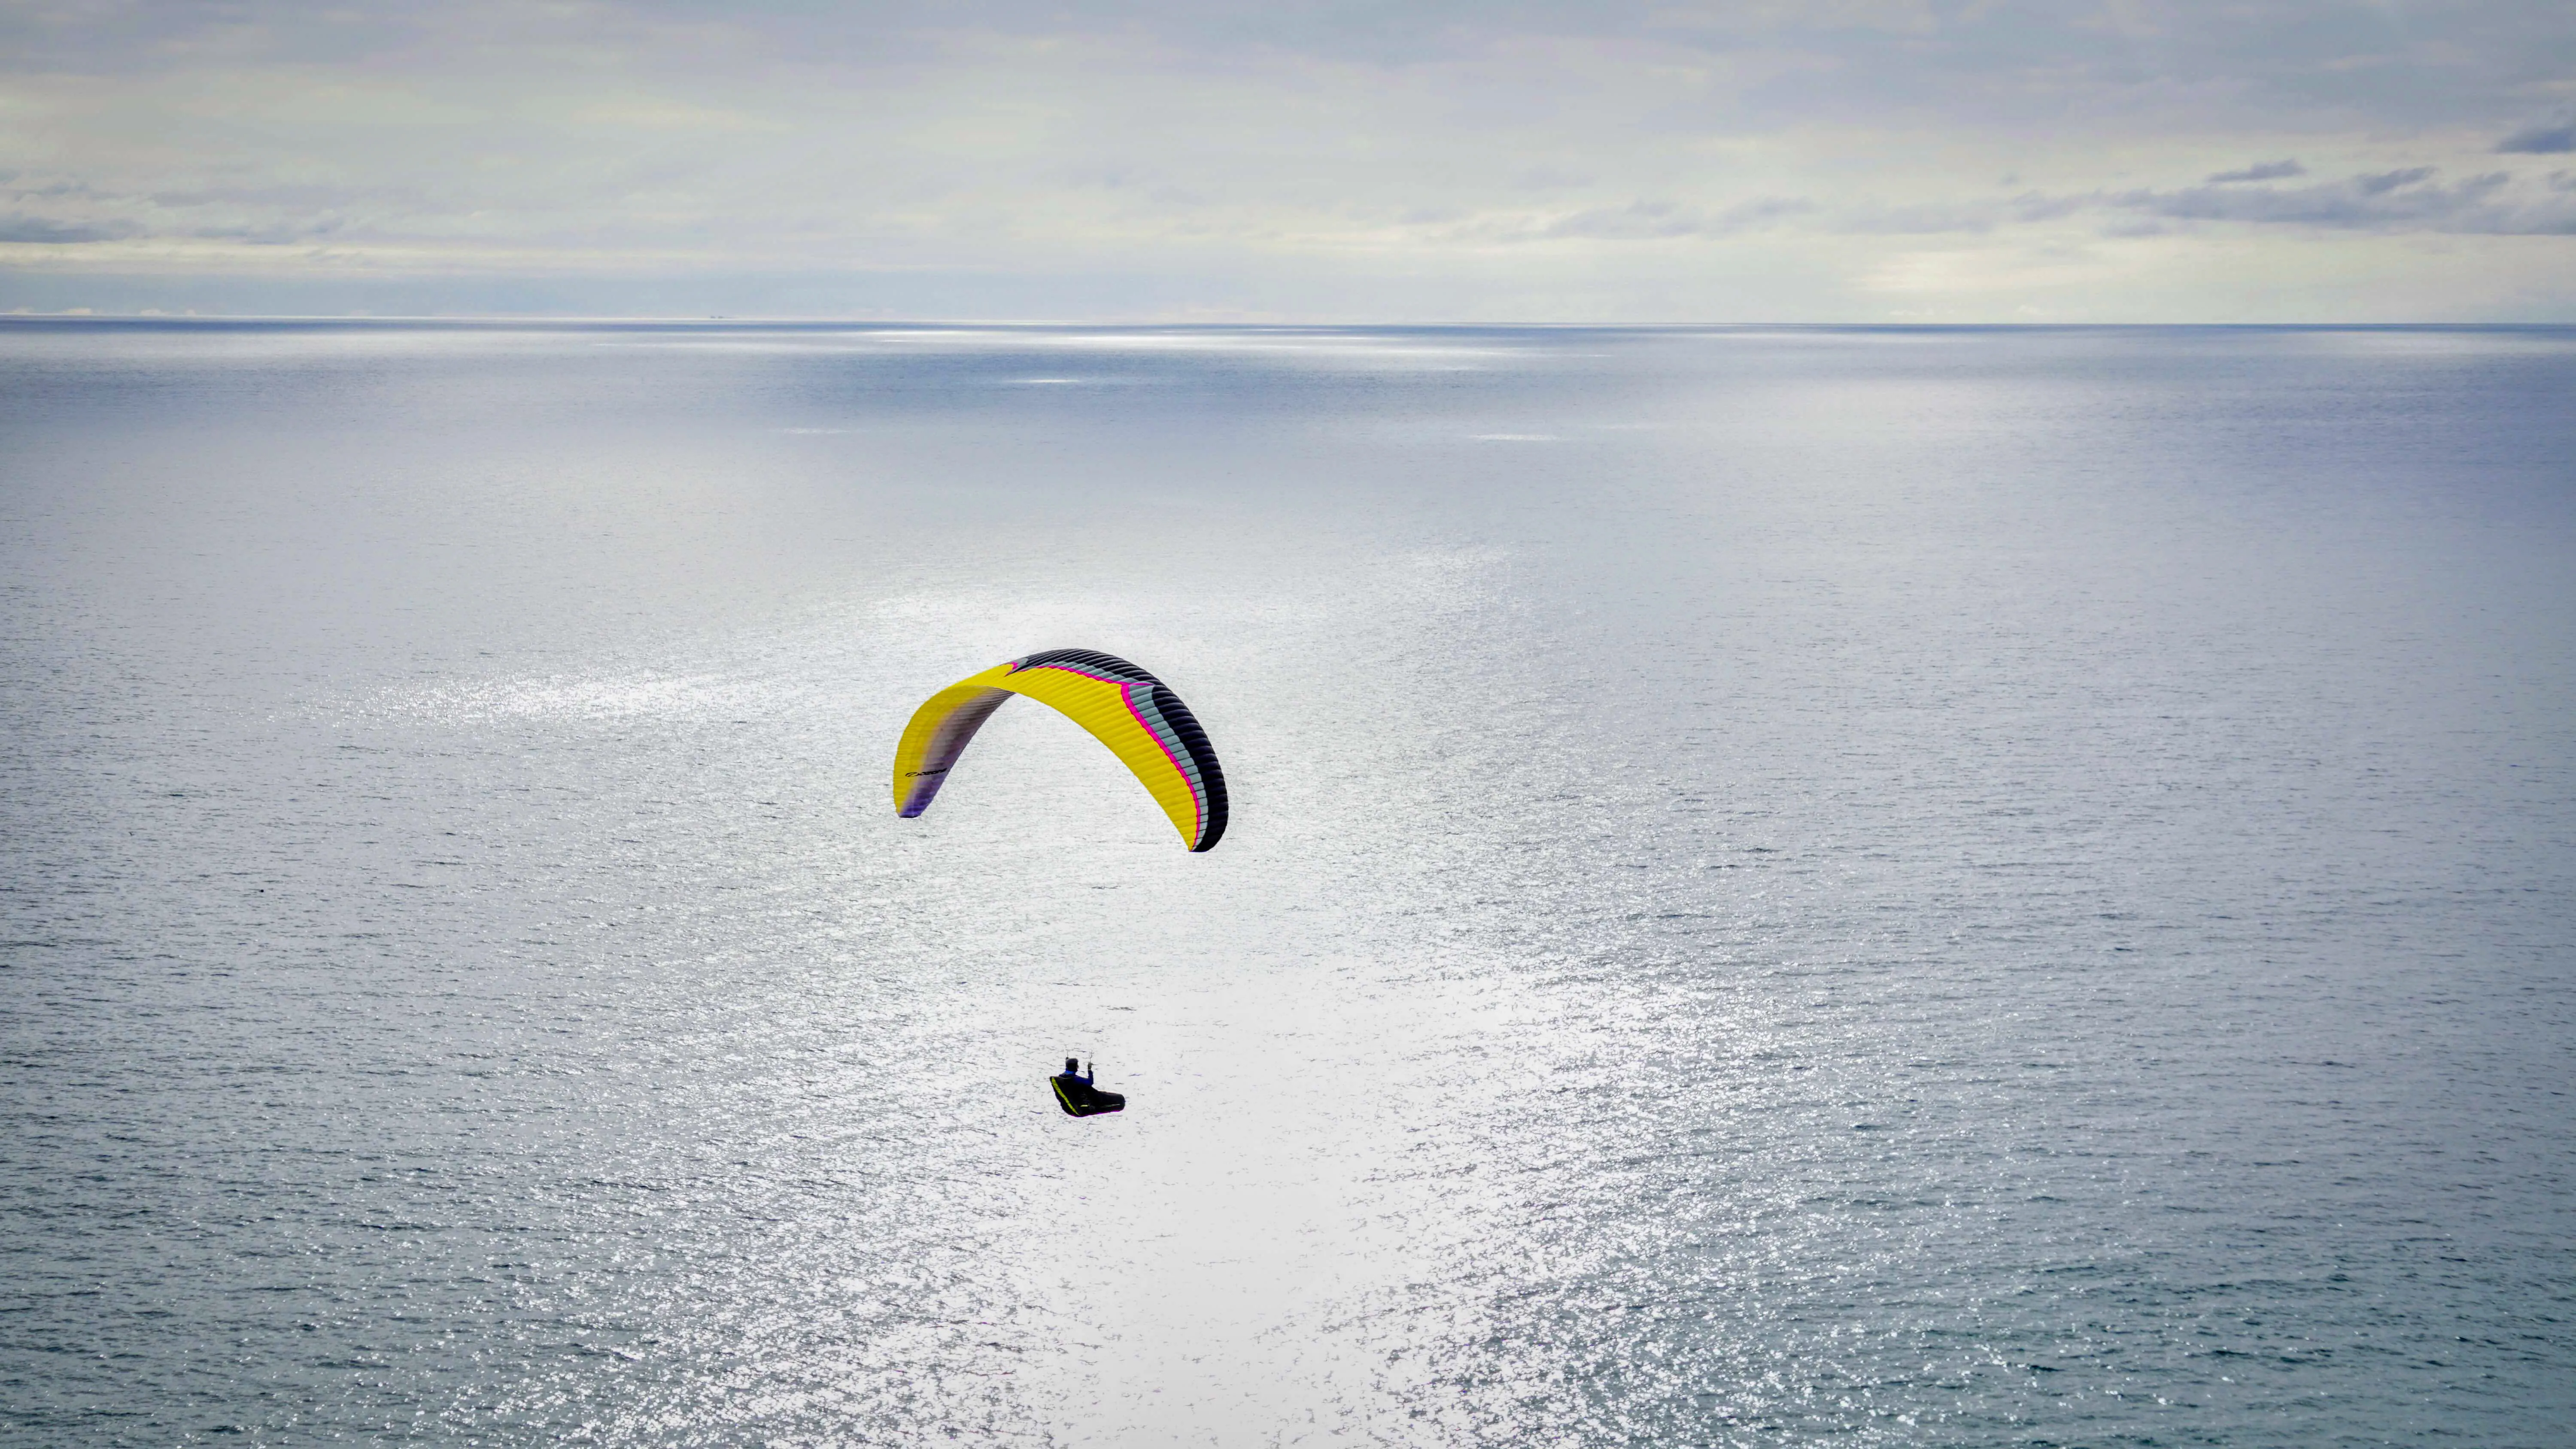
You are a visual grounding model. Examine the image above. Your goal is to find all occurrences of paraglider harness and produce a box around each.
[1051,1058,1124,1117]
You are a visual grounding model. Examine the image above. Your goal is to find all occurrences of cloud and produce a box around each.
[2354,167,2436,196]
[2207,160,2305,183]
[1536,200,1711,241]
[1390,196,1821,247]
[0,214,139,243]
[4,0,2576,318]
[2107,168,2576,235]
[1841,191,2085,235]
[1523,197,1815,242]
[2496,115,2576,155]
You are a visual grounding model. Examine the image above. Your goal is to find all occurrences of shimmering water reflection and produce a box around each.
[3,322,2572,1445]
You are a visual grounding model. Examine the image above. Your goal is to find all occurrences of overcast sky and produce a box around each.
[3,0,2573,320]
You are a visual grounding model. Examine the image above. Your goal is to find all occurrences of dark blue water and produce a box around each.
[4,321,2572,1445]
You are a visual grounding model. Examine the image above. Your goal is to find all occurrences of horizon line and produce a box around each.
[6,314,2573,331]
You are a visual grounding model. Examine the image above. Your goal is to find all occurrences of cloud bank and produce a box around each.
[3,0,2573,320]
[2496,114,2576,154]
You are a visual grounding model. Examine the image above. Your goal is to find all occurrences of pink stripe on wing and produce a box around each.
[1116,681,1203,842]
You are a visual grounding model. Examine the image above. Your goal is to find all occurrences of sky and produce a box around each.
[2,0,2573,321]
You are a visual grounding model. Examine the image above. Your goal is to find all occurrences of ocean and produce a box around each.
[3,321,2571,1445]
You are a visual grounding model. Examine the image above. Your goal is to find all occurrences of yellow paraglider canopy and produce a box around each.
[891,649,1227,851]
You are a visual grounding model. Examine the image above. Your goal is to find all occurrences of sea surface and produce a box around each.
[3,321,2572,1446]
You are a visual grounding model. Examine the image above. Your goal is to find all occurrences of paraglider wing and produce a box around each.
[890,682,1013,818]
[890,648,1228,851]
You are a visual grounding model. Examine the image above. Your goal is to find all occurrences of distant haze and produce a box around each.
[3,1,2574,321]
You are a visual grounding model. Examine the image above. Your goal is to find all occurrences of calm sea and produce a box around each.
[3,321,2571,1446]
